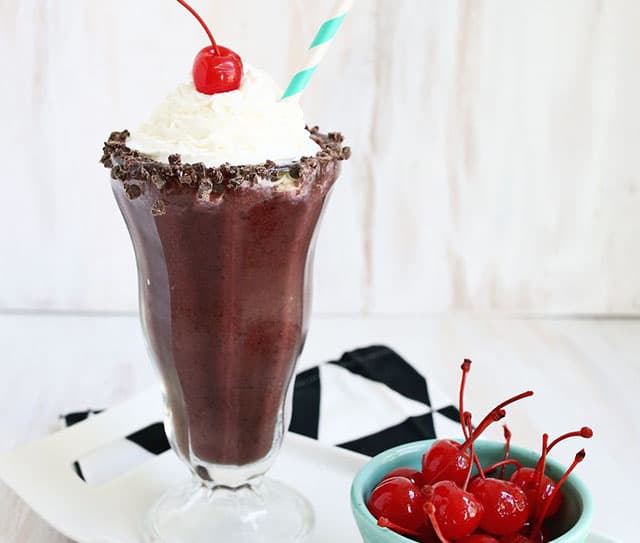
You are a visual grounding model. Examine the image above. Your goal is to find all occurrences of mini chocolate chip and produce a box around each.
[151,200,166,216]
[124,183,142,200]
[111,165,128,180]
[289,164,301,179]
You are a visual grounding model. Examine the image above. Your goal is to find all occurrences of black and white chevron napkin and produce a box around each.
[63,346,462,484]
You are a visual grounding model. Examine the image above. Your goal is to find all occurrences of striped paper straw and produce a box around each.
[281,0,354,100]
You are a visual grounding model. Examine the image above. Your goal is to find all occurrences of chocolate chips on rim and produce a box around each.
[100,128,350,196]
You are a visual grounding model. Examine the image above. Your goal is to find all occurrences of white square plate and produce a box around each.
[0,387,368,543]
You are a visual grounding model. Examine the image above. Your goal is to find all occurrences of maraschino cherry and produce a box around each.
[499,450,586,543]
[422,360,533,487]
[424,480,485,540]
[510,427,592,521]
[528,450,586,542]
[367,476,427,534]
[468,477,530,535]
[176,0,243,94]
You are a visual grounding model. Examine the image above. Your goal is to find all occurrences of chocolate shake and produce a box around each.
[101,66,349,476]
[101,0,353,538]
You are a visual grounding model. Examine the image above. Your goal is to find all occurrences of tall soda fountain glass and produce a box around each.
[103,126,348,543]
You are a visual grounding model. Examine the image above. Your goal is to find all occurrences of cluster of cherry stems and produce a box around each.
[367,360,593,543]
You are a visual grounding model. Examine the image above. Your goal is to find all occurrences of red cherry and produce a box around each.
[422,361,533,486]
[514,426,592,522]
[509,467,561,520]
[425,480,484,540]
[458,535,500,543]
[193,46,243,94]
[422,439,473,487]
[367,476,427,533]
[528,450,586,542]
[423,390,532,486]
[175,0,243,95]
[382,467,427,487]
[468,478,530,535]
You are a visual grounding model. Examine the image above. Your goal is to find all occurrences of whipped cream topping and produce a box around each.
[127,65,319,167]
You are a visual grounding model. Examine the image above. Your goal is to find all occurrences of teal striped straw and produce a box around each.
[281,0,354,100]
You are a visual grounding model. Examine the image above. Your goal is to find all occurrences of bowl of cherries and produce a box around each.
[351,360,593,543]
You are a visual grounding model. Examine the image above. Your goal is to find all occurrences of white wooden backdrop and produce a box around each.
[1,0,639,315]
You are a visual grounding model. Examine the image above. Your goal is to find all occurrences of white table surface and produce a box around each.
[0,312,636,543]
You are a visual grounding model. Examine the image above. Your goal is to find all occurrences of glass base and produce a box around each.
[142,478,314,543]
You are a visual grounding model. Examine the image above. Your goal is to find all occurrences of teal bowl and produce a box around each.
[351,439,593,543]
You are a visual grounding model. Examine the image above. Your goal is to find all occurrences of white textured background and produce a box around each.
[1,0,639,315]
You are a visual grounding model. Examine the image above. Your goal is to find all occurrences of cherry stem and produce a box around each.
[464,412,485,483]
[451,390,532,485]
[500,424,512,479]
[483,458,523,476]
[530,450,586,541]
[459,390,533,453]
[463,448,474,490]
[459,408,505,452]
[175,0,220,54]
[493,390,534,413]
[546,427,593,454]
[531,434,549,524]
[377,516,423,540]
[424,502,452,543]
[459,359,472,440]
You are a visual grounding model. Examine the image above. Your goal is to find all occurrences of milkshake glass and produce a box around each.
[101,68,349,543]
